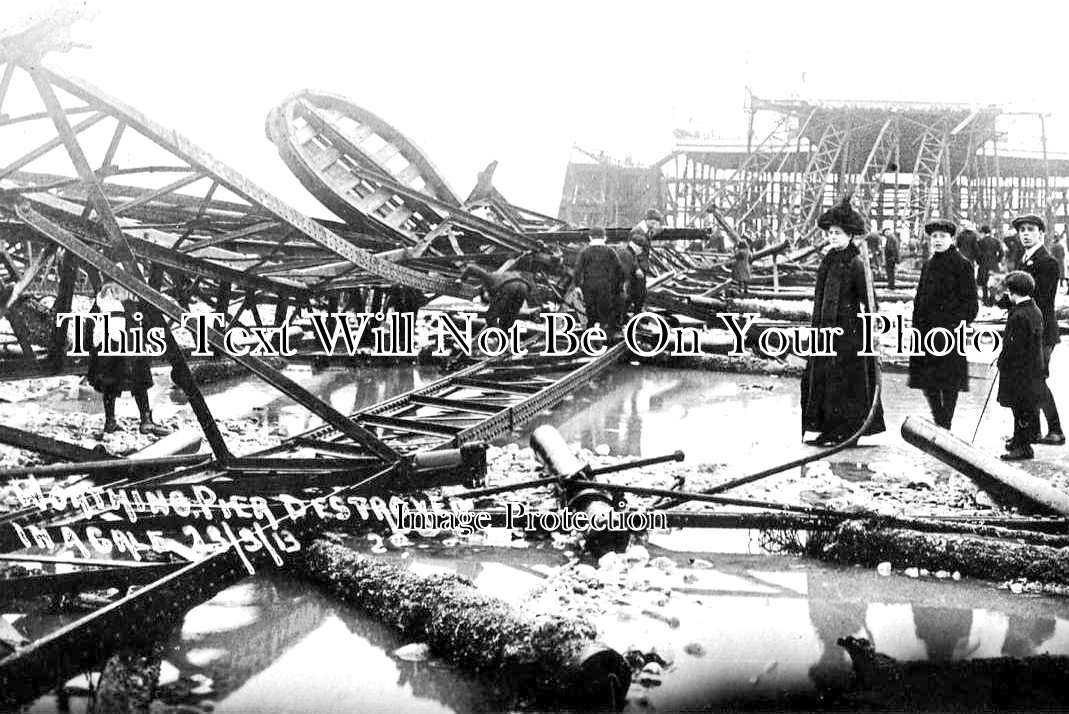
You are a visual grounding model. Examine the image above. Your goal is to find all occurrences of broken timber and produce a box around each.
[0,60,473,300]
[0,336,628,705]
[296,539,630,708]
[902,416,1069,516]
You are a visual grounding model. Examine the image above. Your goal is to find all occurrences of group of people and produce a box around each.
[802,199,1063,461]
[568,209,663,335]
[87,198,1062,465]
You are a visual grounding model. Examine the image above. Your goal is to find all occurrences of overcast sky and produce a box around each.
[6,0,1069,221]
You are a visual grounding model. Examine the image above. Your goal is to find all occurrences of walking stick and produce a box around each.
[971,361,1000,444]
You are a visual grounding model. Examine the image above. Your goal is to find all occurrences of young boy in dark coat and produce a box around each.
[908,219,979,430]
[87,282,170,436]
[998,271,1048,461]
[801,196,886,446]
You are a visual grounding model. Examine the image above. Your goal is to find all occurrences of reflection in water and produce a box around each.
[1002,615,1058,658]
[807,584,867,695]
[510,366,796,462]
[25,364,436,430]
[24,552,1069,713]
[914,606,973,661]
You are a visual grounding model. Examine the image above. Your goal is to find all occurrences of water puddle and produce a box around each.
[22,541,1069,713]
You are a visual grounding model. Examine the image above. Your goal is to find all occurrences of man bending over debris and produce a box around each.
[627,208,664,313]
[458,264,532,330]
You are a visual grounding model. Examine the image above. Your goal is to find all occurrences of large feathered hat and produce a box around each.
[817,195,866,236]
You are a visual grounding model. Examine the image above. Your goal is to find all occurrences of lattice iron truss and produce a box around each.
[662,96,1069,240]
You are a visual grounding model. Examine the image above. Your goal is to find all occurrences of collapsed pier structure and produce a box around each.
[562,95,1069,241]
[2,12,1069,712]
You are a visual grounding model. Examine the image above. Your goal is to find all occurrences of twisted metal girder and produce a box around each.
[0,62,473,298]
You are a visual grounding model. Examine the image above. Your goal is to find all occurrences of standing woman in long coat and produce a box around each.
[733,237,752,296]
[908,219,979,430]
[801,197,886,445]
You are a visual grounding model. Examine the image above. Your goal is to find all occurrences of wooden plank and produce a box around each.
[384,205,414,229]
[314,146,341,172]
[410,394,503,415]
[372,143,400,167]
[354,189,394,213]
[356,414,462,437]
[0,564,181,600]
[453,377,541,395]
[0,424,108,463]
[395,163,421,185]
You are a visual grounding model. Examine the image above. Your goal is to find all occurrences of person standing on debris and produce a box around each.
[458,264,531,331]
[573,227,626,335]
[800,197,886,446]
[957,220,980,269]
[1051,232,1067,292]
[751,230,768,252]
[732,236,752,296]
[865,231,882,273]
[882,227,900,289]
[1003,227,1024,271]
[997,214,1064,446]
[386,285,429,316]
[976,225,1004,305]
[87,282,170,437]
[627,208,664,313]
[920,230,932,265]
[610,234,639,326]
[908,219,979,431]
[998,271,1047,461]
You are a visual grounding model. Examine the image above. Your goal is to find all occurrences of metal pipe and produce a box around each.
[901,416,1069,515]
[0,453,208,480]
[569,479,848,517]
[588,451,685,477]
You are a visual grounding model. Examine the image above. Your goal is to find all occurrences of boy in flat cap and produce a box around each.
[999,271,1047,461]
[801,196,886,446]
[908,219,979,430]
[998,214,1064,446]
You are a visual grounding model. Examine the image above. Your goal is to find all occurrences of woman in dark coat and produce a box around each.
[908,219,979,430]
[87,282,170,436]
[732,237,752,296]
[801,197,886,445]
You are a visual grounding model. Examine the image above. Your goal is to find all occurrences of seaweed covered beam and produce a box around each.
[812,519,1069,586]
[295,539,630,709]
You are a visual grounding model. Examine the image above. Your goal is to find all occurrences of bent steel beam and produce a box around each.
[14,201,400,463]
[11,62,472,298]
